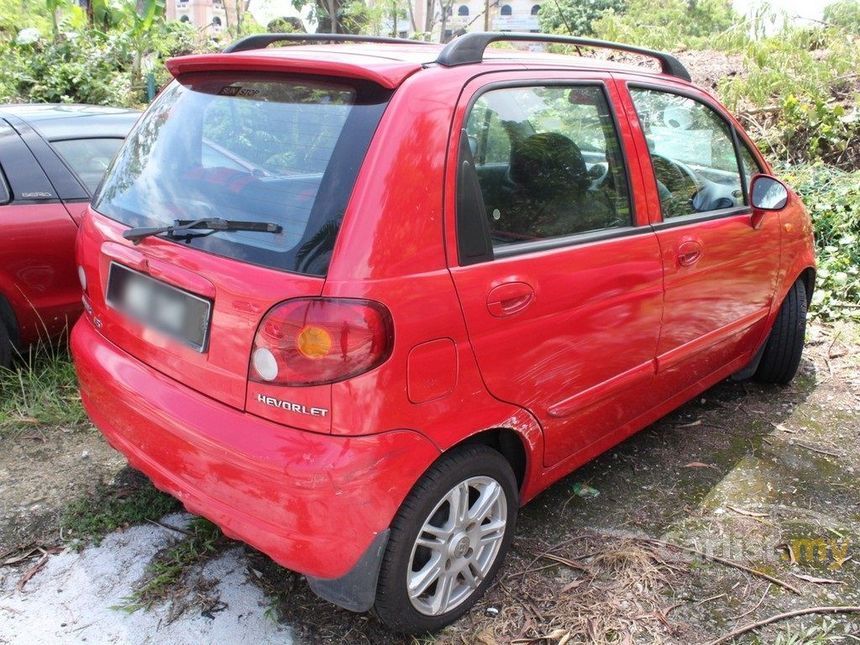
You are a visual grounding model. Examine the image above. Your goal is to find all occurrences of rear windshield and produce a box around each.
[94,72,390,275]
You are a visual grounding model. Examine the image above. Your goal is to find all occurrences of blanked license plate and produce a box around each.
[106,262,212,351]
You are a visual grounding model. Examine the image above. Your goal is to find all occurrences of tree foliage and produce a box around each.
[592,0,736,49]
[538,0,625,37]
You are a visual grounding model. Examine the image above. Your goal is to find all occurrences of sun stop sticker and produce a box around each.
[218,86,260,98]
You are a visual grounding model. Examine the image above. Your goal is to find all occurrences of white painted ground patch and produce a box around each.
[0,514,293,644]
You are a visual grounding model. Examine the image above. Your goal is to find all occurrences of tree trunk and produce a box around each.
[327,0,338,32]
[424,0,434,33]
[406,0,416,33]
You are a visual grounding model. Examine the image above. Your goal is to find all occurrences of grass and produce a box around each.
[118,517,224,613]
[62,468,181,545]
[0,340,86,432]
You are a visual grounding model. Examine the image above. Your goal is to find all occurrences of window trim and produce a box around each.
[455,79,640,264]
[0,165,10,205]
[650,205,750,231]
[494,224,651,258]
[0,119,60,205]
[627,81,754,225]
[735,136,764,206]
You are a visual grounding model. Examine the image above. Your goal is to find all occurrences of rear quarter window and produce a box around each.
[94,73,390,276]
[51,138,124,194]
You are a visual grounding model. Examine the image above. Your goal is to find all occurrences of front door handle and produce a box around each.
[677,240,703,267]
[487,282,534,317]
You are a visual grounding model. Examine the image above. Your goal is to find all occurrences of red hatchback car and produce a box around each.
[0,104,139,366]
[72,33,816,632]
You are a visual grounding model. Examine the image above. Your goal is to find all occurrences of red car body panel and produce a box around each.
[0,202,81,344]
[71,43,817,592]
[72,316,440,578]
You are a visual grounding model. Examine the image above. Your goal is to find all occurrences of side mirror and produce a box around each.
[750,174,789,211]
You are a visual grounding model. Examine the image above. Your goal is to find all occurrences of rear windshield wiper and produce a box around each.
[123,218,283,245]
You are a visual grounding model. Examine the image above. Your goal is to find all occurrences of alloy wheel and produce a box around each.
[406,475,507,616]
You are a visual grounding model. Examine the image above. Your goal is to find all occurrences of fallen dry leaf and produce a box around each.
[683,462,718,470]
[16,553,48,591]
[2,548,39,566]
[772,422,796,434]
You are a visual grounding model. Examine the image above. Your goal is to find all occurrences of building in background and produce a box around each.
[382,0,542,41]
[163,0,540,40]
[166,0,232,34]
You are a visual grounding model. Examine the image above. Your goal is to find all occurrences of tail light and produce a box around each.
[250,298,393,387]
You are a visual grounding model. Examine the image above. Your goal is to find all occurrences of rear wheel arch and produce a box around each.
[454,427,528,492]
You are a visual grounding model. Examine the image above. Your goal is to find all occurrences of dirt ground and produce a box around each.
[0,320,858,644]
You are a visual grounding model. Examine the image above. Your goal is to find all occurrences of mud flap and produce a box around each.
[731,337,768,382]
[306,529,390,612]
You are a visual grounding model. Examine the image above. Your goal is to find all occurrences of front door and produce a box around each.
[447,74,665,468]
[620,82,782,393]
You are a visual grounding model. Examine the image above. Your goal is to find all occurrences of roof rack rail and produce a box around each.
[223,33,429,54]
[435,32,691,82]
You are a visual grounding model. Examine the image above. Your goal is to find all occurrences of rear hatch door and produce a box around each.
[81,69,391,414]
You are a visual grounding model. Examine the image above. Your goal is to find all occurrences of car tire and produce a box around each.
[755,280,807,385]
[0,322,10,369]
[374,445,518,633]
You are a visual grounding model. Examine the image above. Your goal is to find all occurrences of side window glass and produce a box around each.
[738,143,762,202]
[465,103,511,165]
[460,84,631,249]
[629,88,745,218]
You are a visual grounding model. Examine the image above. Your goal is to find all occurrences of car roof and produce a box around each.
[166,43,680,90]
[0,103,140,140]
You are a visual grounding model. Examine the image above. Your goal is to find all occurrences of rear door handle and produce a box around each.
[677,240,703,267]
[487,282,534,317]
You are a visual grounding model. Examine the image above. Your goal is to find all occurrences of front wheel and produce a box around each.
[374,445,518,633]
[755,279,808,384]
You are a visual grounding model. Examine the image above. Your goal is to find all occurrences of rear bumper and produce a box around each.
[71,316,439,587]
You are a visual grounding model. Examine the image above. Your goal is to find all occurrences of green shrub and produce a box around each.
[824,0,860,35]
[782,164,860,320]
[717,26,860,169]
[0,20,205,107]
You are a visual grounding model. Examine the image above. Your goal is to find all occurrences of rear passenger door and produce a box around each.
[447,73,665,468]
[619,82,781,390]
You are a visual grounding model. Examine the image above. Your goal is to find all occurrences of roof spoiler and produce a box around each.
[223,33,430,53]
[436,32,690,81]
